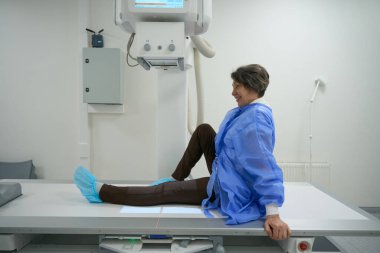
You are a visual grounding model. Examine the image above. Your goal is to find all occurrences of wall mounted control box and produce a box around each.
[83,48,125,104]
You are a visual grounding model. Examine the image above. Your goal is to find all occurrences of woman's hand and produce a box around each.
[264,214,292,240]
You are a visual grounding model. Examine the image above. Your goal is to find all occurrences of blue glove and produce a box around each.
[73,166,102,203]
[150,177,176,186]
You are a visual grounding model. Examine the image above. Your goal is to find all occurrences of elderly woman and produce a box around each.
[74,64,291,240]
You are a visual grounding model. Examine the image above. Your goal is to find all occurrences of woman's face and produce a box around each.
[232,81,259,107]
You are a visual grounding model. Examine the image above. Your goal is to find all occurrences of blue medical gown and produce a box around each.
[202,102,284,225]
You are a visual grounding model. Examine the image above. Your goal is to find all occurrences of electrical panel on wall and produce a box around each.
[83,48,125,104]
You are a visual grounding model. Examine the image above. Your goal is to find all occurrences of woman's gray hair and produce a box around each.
[231,64,270,97]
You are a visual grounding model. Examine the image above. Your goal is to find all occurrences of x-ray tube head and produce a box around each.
[115,0,212,70]
[115,0,212,35]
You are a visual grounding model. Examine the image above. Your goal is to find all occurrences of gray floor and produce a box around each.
[328,207,380,253]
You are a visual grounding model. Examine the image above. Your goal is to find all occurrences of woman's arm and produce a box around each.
[234,109,291,239]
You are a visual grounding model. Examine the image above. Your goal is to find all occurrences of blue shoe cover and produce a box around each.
[150,177,176,186]
[73,166,102,203]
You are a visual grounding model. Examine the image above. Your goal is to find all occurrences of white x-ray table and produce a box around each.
[0,180,379,252]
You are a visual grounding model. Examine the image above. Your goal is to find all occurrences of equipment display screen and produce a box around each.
[134,0,184,9]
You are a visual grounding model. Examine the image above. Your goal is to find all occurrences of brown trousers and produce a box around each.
[99,124,216,205]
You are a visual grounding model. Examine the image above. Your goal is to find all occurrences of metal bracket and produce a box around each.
[99,235,224,253]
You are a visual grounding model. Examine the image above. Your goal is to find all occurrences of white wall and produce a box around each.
[0,0,379,206]
[0,0,81,179]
